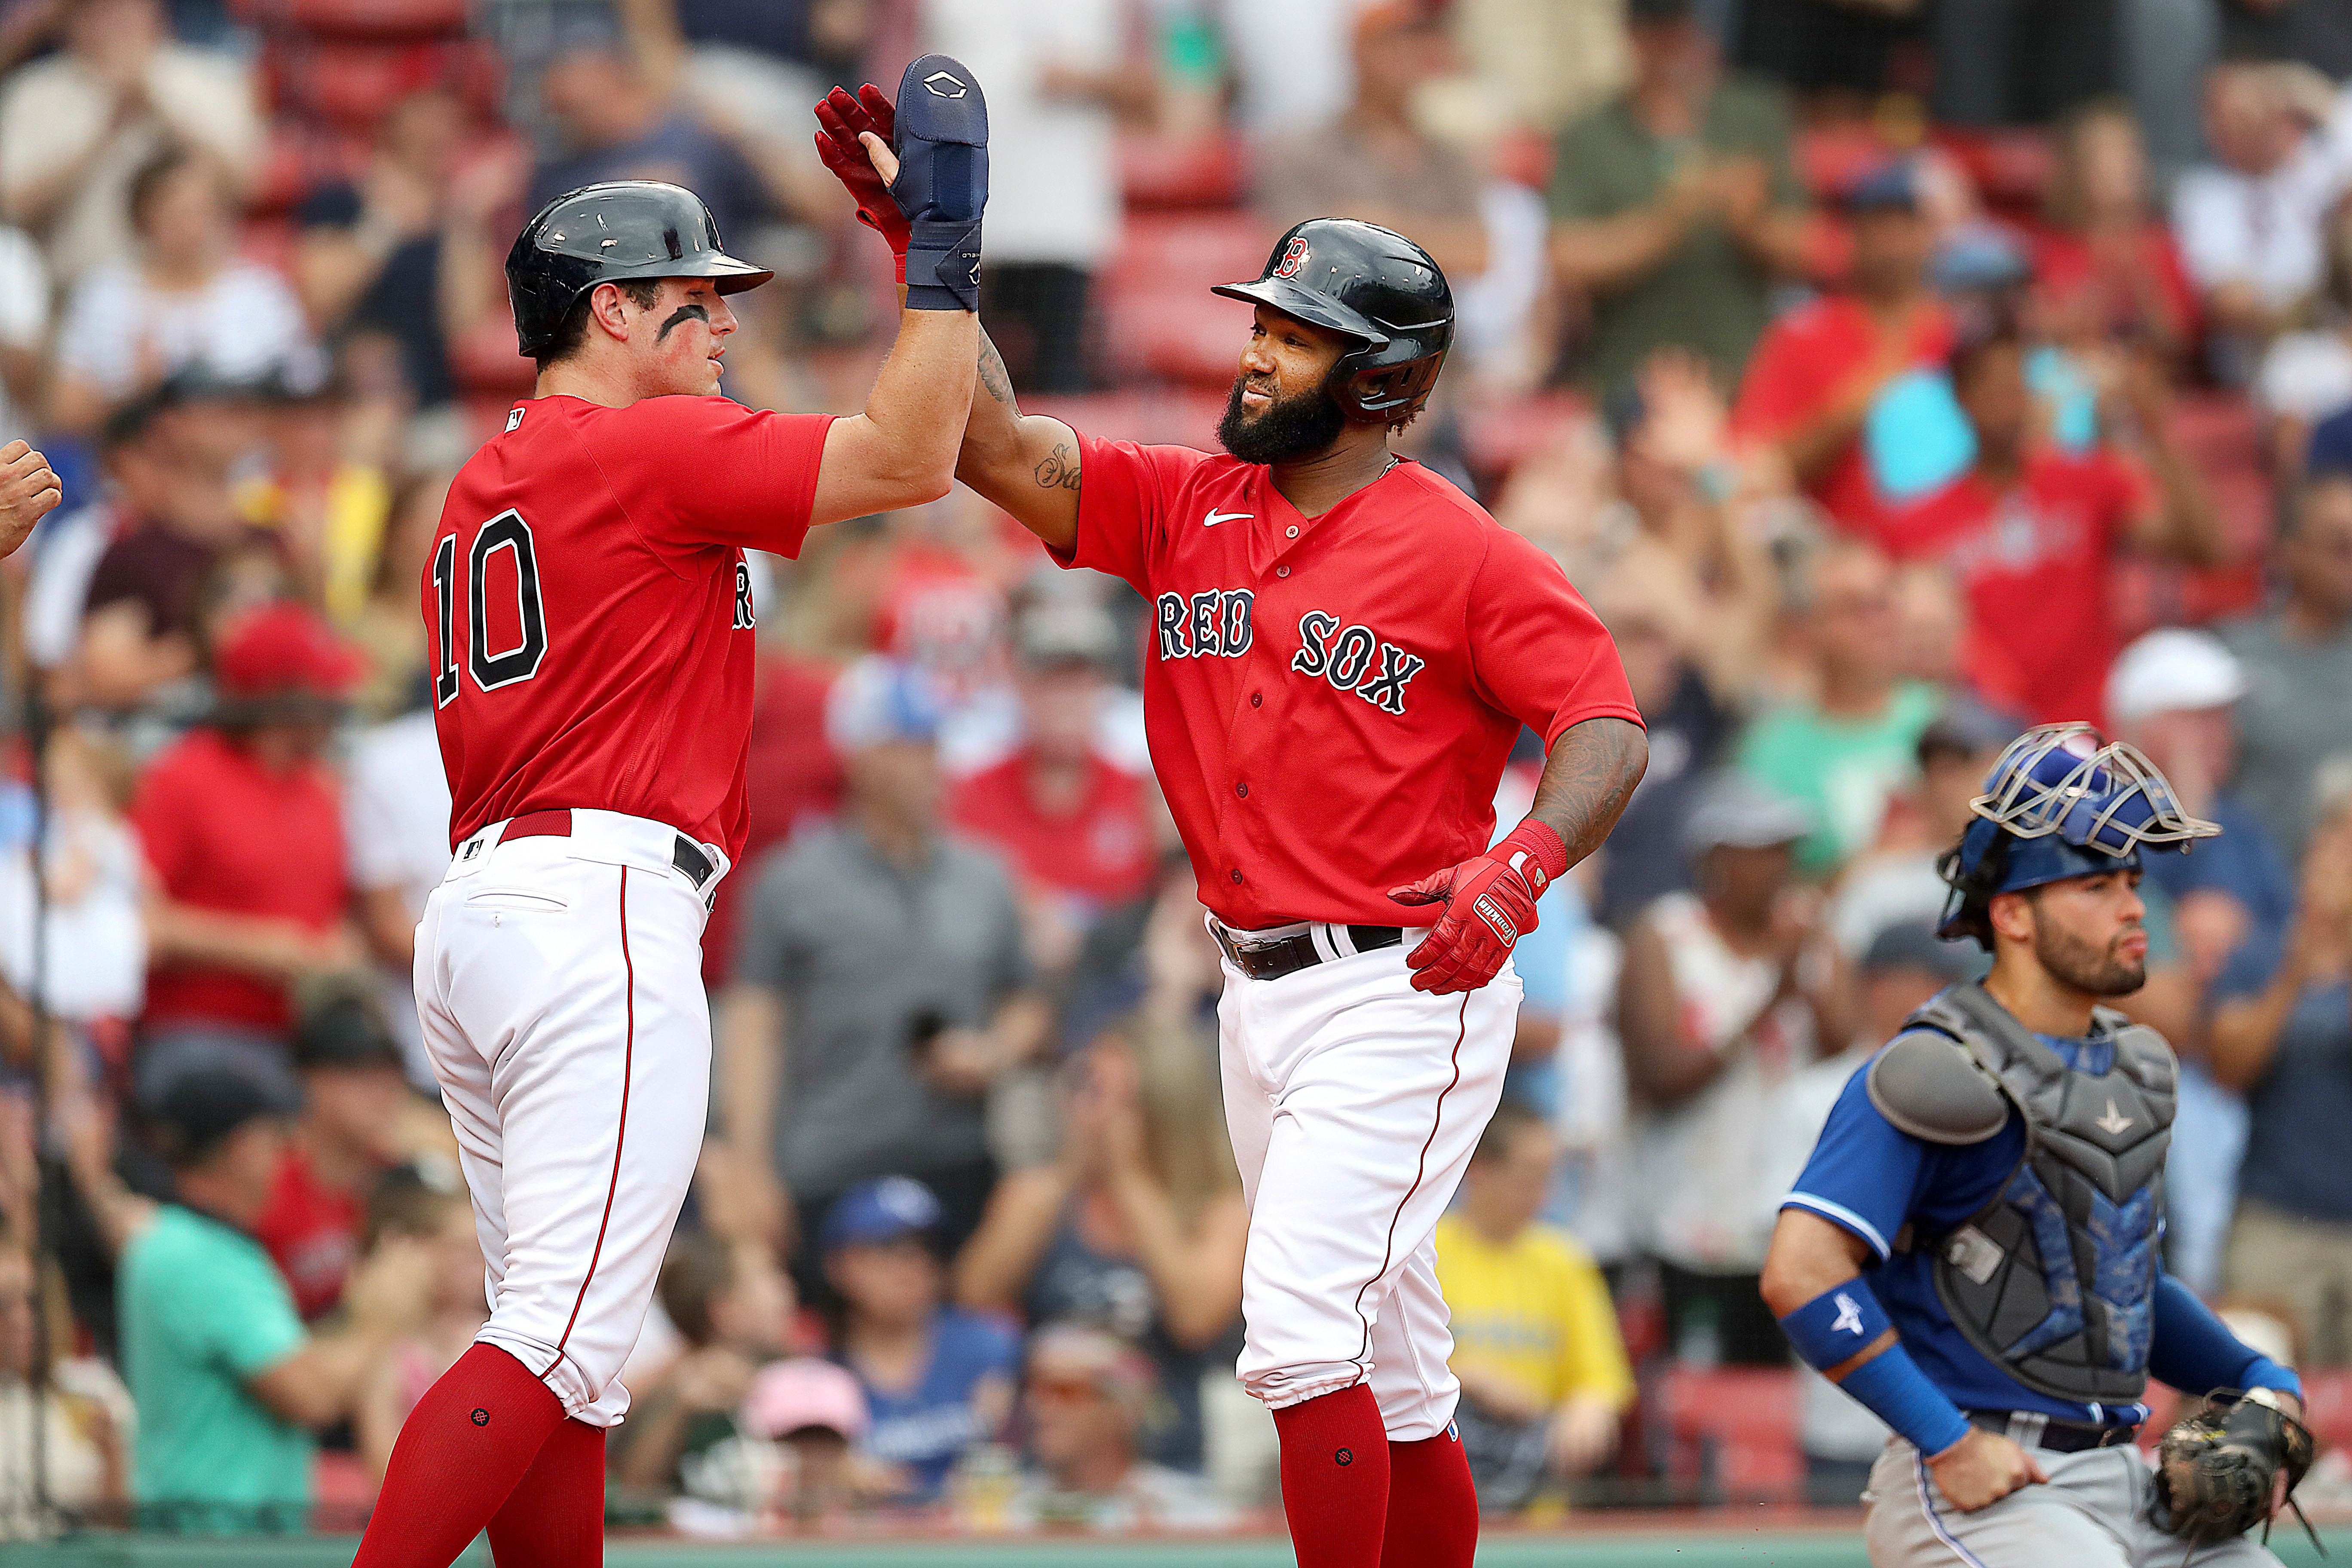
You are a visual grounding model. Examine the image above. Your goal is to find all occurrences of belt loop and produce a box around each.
[1328,923,1357,959]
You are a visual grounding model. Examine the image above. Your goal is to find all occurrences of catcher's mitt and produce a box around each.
[2153,1388,2320,1558]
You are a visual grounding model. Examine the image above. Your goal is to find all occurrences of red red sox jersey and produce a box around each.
[1056,437,1642,930]
[429,394,835,862]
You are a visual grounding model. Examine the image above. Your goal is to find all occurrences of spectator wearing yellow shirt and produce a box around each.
[1436,1103,1635,1513]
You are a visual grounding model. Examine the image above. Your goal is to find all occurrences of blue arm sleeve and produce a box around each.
[2149,1271,2304,1402]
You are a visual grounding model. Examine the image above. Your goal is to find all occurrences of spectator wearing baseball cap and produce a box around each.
[1010,1321,1233,1532]
[2108,629,2296,962]
[740,1356,871,1526]
[130,603,371,1111]
[611,1231,802,1520]
[1619,775,1851,1366]
[118,1068,428,1533]
[718,660,1045,1297]
[251,992,429,1321]
[821,1178,1017,1507]
[1826,695,2018,963]
[1731,159,1955,536]
[950,606,1157,976]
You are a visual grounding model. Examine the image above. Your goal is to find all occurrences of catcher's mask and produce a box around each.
[1936,723,2220,948]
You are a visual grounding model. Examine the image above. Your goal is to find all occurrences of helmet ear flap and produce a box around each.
[1330,346,1449,422]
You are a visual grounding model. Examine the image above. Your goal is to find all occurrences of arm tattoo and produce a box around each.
[1035,442,1081,492]
[977,331,1018,408]
[1528,716,1649,870]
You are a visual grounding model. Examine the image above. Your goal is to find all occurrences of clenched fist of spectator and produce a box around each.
[0,440,62,557]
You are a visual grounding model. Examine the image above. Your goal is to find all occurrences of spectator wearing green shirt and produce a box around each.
[120,1069,427,1533]
[1736,538,1942,876]
[1548,0,1809,394]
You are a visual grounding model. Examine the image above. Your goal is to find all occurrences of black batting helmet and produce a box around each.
[1213,218,1453,422]
[506,181,774,358]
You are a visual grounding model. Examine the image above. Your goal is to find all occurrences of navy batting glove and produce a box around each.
[887,54,988,311]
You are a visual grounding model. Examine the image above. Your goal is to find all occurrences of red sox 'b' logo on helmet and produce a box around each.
[1273,236,1310,279]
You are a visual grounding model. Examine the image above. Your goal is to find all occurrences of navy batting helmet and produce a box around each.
[1936,723,2220,946]
[506,181,773,358]
[1213,218,1453,422]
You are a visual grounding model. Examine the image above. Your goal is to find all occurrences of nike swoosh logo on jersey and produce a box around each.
[1203,510,1251,527]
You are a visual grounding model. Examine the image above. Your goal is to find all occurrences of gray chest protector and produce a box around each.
[1866,982,2177,1408]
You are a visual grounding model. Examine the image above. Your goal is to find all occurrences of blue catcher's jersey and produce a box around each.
[1784,1032,2156,1427]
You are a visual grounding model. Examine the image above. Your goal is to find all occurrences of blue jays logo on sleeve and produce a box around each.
[1292,610,1425,714]
[1831,1292,1865,1336]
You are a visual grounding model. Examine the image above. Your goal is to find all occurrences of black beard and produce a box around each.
[2031,919,2147,998]
[1216,374,1349,465]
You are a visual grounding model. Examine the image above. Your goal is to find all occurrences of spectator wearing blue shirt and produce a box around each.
[823,1178,1017,1505]
[2210,766,2352,1366]
[1760,725,2303,1562]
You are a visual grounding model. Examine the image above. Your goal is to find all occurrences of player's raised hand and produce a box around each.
[815,84,909,259]
[0,440,63,557]
[1389,823,1567,994]
[1925,1427,2047,1512]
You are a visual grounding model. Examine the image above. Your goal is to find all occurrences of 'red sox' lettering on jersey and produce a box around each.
[1055,434,1641,930]
[429,394,833,861]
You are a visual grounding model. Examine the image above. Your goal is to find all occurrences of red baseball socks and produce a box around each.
[1274,1383,1392,1567]
[350,1342,570,1568]
[1381,1427,1480,1567]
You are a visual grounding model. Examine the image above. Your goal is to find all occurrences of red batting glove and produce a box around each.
[1388,821,1569,995]
[814,84,910,283]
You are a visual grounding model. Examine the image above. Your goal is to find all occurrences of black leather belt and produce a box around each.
[1966,1411,2138,1452]
[1212,922,1403,982]
[499,809,717,891]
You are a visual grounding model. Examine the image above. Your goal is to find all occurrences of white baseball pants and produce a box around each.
[415,811,727,1427]
[1216,923,1517,1442]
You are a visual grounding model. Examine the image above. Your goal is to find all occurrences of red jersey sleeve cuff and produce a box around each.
[1542,701,1647,750]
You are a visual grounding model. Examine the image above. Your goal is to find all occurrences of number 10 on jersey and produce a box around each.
[434,509,551,706]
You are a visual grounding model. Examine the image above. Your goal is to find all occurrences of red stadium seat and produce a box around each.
[1653,1364,1804,1504]
[450,315,538,397]
[239,0,467,39]
[1459,393,1590,480]
[1097,212,1272,389]
[1119,133,1251,211]
[1027,389,1230,449]
[2297,1369,2352,1454]
[1932,128,2055,223]
[2112,394,2272,641]
[266,37,468,131]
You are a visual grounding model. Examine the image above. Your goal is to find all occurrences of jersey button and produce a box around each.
[1230,869,1243,884]
[1250,692,1263,707]
[1285,525,1299,538]
[1236,782,1249,798]
[1276,565,1290,578]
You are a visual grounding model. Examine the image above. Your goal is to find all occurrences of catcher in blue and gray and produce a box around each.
[1760,723,2318,1566]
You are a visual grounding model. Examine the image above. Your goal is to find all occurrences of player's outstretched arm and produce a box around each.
[957,328,1081,553]
[812,77,1078,553]
[808,305,978,527]
[806,59,987,529]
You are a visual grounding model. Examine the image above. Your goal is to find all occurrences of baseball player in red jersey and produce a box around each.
[352,58,990,1568]
[818,95,1649,1568]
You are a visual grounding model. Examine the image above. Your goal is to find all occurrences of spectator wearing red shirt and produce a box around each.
[2033,103,2199,368]
[1733,163,1953,534]
[952,606,1156,975]
[132,603,366,1108]
[254,994,415,1320]
[1879,324,2224,726]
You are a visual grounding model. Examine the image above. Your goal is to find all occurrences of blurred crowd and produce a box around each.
[3,0,2352,1543]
